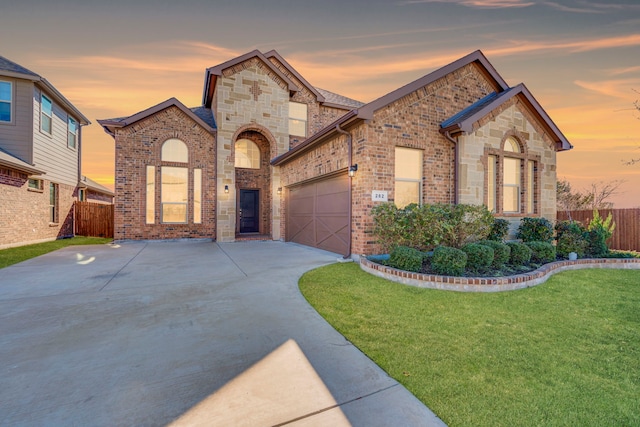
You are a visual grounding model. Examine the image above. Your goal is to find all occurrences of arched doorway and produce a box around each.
[234,130,271,236]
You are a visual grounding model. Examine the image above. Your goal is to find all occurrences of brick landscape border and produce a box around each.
[360,257,640,292]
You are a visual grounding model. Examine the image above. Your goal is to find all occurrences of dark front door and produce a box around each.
[239,189,260,233]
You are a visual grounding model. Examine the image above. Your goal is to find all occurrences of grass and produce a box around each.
[0,236,113,268]
[300,263,640,427]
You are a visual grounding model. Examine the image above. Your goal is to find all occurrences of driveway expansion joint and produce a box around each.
[98,242,147,292]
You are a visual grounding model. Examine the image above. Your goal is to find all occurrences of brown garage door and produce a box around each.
[286,173,349,255]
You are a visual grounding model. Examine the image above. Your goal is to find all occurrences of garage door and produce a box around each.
[286,173,349,255]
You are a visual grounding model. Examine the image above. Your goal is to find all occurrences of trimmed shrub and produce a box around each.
[487,218,510,242]
[526,241,557,264]
[389,245,425,272]
[507,242,532,265]
[555,220,588,259]
[439,204,494,248]
[431,246,467,276]
[516,217,554,243]
[478,240,511,268]
[461,243,494,272]
[585,228,609,258]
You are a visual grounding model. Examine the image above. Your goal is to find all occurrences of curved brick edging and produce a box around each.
[359,257,640,292]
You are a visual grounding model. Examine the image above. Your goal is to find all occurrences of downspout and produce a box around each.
[442,130,459,205]
[335,123,352,259]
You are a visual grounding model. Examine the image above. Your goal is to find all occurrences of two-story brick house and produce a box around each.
[0,56,91,249]
[100,49,572,257]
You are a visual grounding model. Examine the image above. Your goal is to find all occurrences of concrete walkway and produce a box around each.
[0,240,445,426]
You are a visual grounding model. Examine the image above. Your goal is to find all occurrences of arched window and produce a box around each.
[486,136,537,215]
[162,138,188,163]
[235,139,260,169]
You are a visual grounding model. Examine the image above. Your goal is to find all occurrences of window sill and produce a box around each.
[49,223,59,227]
[27,187,44,193]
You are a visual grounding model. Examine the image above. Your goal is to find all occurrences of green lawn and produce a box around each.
[300,263,640,427]
[0,236,113,268]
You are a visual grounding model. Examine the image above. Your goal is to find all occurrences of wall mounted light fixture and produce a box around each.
[224,185,229,194]
[348,164,358,177]
[277,187,282,195]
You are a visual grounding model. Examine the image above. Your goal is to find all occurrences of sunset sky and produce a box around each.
[2,0,639,207]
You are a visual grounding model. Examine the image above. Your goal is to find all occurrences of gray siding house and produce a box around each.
[0,56,91,248]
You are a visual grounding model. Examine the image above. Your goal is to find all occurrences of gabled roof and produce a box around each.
[202,50,299,107]
[0,147,44,175]
[0,56,90,125]
[273,49,570,166]
[98,98,216,137]
[79,175,114,196]
[441,83,573,151]
[263,50,326,103]
[273,50,507,165]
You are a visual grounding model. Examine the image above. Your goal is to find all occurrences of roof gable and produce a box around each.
[98,98,216,137]
[441,83,573,151]
[202,50,299,107]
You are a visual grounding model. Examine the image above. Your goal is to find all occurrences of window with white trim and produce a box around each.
[41,94,52,135]
[394,147,422,208]
[289,102,307,137]
[68,117,77,149]
[0,80,12,123]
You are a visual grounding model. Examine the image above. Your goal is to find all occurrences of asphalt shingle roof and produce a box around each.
[0,56,39,77]
[315,88,365,109]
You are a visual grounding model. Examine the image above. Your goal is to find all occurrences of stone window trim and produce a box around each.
[483,132,542,217]
[0,79,13,124]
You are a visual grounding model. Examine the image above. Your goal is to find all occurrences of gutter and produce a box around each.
[441,129,459,205]
[335,123,353,260]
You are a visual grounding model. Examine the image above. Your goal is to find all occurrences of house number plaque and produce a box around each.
[371,190,388,202]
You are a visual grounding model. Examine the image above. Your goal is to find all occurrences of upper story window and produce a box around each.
[0,81,12,123]
[67,117,77,149]
[394,147,423,208]
[289,102,307,137]
[161,138,188,162]
[41,94,52,135]
[235,139,260,169]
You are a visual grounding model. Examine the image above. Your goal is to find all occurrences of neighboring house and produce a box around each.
[78,175,114,204]
[99,49,572,257]
[0,56,91,249]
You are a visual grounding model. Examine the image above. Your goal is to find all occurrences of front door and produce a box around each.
[239,189,260,233]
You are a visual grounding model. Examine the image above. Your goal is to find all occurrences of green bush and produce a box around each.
[517,217,554,243]
[585,210,615,257]
[526,241,557,264]
[389,246,425,272]
[438,204,494,248]
[555,220,588,259]
[585,228,609,258]
[431,246,467,276]
[487,218,510,242]
[371,202,494,252]
[461,243,494,272]
[507,242,533,265]
[478,240,511,268]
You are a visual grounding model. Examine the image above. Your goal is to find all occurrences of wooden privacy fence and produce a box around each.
[75,202,114,238]
[557,208,640,252]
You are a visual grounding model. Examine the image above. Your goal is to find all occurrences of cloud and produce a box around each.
[399,0,534,8]
[574,79,640,100]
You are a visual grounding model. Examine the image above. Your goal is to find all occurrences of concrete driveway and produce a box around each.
[0,240,444,426]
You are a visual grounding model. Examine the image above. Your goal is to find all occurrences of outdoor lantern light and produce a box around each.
[277,187,282,195]
[349,164,358,177]
[224,185,229,194]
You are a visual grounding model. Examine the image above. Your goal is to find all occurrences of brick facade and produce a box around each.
[0,168,74,249]
[105,49,569,257]
[112,106,216,240]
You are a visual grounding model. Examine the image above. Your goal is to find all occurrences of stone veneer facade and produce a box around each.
[112,106,216,240]
[0,167,75,249]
